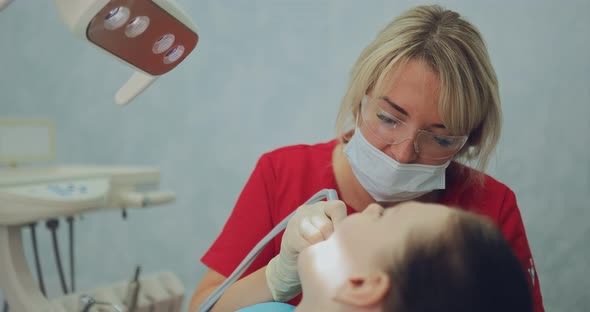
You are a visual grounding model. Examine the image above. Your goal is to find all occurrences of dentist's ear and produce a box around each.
[333,271,390,307]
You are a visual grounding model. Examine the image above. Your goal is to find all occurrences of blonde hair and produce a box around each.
[336,5,501,184]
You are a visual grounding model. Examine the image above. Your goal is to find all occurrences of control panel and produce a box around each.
[5,178,109,202]
[0,177,110,225]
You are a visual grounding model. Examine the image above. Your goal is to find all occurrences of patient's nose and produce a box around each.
[363,203,384,216]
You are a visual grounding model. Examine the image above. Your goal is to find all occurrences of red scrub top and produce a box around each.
[201,139,544,311]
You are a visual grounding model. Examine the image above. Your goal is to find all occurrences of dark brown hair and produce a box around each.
[384,211,533,312]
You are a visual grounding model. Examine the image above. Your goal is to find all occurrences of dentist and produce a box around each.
[190,5,544,312]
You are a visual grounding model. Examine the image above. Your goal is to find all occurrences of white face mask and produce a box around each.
[343,129,450,203]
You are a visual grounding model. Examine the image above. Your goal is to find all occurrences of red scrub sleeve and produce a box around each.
[499,189,545,312]
[201,154,277,279]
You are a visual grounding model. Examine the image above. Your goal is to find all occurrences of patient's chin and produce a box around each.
[298,239,350,295]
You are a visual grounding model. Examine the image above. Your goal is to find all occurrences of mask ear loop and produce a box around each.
[356,95,369,128]
[344,95,367,143]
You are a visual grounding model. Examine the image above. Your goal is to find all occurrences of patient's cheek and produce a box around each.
[333,217,367,244]
[298,240,350,292]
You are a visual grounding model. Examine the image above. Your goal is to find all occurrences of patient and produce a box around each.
[239,202,533,312]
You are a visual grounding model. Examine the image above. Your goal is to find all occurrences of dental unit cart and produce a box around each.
[0,119,184,312]
[0,166,183,312]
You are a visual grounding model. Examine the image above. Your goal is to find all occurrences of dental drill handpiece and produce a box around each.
[124,266,141,312]
[197,189,339,312]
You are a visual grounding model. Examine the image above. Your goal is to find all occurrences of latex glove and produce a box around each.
[265,200,347,302]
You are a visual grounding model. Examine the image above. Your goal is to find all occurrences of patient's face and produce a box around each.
[298,201,453,296]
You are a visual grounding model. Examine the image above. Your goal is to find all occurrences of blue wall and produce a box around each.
[1,1,589,311]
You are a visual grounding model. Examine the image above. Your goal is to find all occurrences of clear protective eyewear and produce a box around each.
[360,95,468,160]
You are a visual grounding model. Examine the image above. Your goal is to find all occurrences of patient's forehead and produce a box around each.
[380,203,454,248]
[383,201,453,227]
[320,202,455,277]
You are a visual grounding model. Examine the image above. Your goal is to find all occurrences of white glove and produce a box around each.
[265,200,347,302]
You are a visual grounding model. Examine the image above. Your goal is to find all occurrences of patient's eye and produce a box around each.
[388,207,401,216]
[374,207,385,220]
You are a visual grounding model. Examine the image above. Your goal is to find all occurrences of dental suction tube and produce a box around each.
[197,189,339,312]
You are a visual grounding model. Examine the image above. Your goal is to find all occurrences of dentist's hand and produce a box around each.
[265,200,347,302]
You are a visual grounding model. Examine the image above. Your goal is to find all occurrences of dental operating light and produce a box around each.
[1,0,199,105]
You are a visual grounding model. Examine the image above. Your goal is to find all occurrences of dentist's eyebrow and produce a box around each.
[380,96,446,129]
[381,96,408,116]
